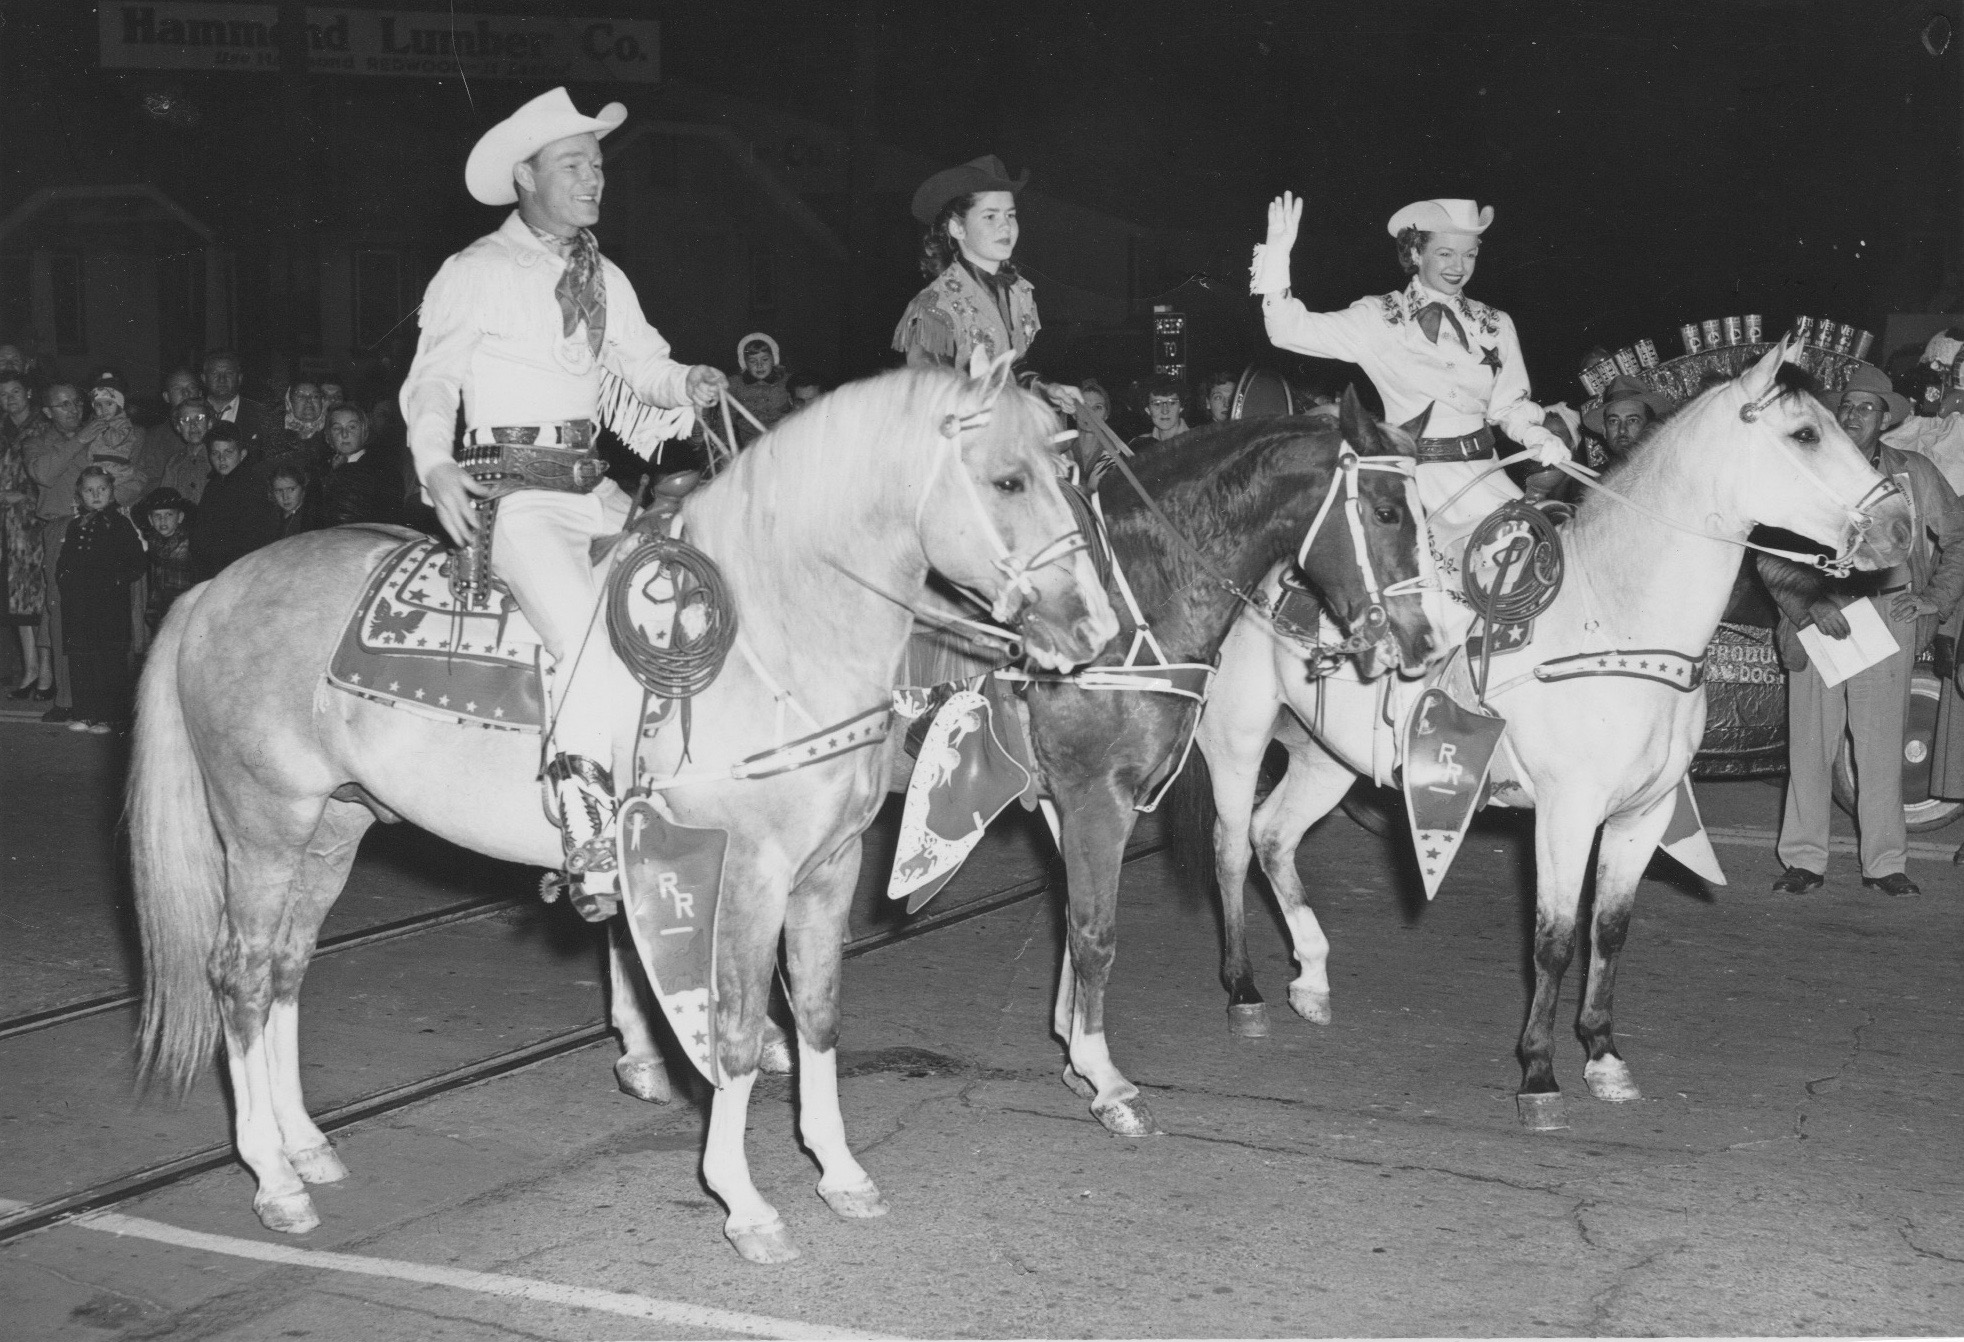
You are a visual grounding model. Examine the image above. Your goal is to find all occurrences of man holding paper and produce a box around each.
[1769,366,1964,897]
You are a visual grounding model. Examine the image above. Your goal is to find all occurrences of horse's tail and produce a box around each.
[127,587,225,1095]
[1164,744,1221,905]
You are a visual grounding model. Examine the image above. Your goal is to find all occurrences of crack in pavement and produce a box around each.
[1583,1239,1682,1334]
[14,1254,168,1315]
[1802,1009,1874,1098]
[1897,1216,1964,1265]
[311,1282,566,1340]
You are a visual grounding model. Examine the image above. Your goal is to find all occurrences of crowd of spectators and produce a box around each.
[0,346,415,732]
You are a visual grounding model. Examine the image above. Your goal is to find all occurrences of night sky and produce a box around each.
[2,0,1959,390]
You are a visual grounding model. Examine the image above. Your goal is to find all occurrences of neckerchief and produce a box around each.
[960,256,1020,336]
[555,228,608,357]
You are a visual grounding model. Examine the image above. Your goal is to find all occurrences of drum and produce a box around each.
[1231,365,1296,420]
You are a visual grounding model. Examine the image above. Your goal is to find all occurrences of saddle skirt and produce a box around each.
[326,537,546,732]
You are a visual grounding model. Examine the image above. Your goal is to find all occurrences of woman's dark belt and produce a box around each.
[453,420,604,607]
[1412,426,1497,464]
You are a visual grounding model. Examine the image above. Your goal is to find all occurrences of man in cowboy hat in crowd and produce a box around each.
[400,87,727,913]
[1581,374,1674,466]
[1767,365,1964,898]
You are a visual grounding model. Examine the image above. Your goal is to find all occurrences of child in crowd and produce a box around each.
[137,486,195,634]
[56,466,146,733]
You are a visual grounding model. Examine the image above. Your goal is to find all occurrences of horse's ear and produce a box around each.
[1739,337,1790,400]
[1338,384,1378,452]
[967,346,993,381]
[971,348,1017,406]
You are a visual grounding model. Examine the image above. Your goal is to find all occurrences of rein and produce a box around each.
[1077,408,1415,659]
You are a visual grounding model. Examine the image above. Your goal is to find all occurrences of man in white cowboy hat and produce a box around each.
[400,86,728,912]
[1249,192,1570,628]
[1767,365,1964,898]
[1581,374,1674,464]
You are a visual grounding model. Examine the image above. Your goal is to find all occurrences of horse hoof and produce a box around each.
[1287,987,1333,1025]
[287,1144,348,1185]
[725,1218,801,1264]
[1516,1090,1569,1131]
[615,1055,673,1104]
[818,1179,890,1219]
[254,1190,321,1234]
[1092,1094,1162,1137]
[1061,1066,1096,1101]
[1584,1056,1642,1103]
[758,1034,794,1076]
[1228,1003,1270,1038]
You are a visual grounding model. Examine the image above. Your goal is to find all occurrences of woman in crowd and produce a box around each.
[56,465,145,734]
[0,372,46,697]
[729,333,793,445]
[1129,376,1192,451]
[263,380,330,474]
[892,154,1080,413]
[157,398,218,504]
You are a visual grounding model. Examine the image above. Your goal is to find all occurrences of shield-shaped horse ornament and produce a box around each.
[616,794,728,1086]
[889,688,1033,913]
[1402,687,1507,900]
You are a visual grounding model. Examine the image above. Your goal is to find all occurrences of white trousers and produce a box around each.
[1416,457,1525,647]
[489,481,633,767]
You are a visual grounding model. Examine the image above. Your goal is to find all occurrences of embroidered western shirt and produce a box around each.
[400,211,693,486]
[892,261,1041,371]
[1262,279,1547,444]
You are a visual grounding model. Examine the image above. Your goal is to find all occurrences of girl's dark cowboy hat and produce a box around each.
[910,155,1030,224]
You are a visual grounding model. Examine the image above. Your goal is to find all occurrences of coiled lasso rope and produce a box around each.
[605,535,739,700]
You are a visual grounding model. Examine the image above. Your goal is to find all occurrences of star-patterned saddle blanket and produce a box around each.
[326,538,544,732]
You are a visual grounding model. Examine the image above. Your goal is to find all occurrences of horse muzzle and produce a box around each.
[1847,488,1913,571]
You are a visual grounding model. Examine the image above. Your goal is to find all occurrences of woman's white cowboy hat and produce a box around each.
[1386,199,1494,237]
[466,87,627,206]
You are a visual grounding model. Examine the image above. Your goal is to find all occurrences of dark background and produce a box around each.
[0,0,1958,399]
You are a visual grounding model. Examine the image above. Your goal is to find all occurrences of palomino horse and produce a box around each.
[1180,342,1912,1125]
[607,389,1441,1135]
[130,360,1117,1263]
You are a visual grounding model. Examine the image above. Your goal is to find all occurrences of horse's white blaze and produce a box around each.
[702,1071,778,1233]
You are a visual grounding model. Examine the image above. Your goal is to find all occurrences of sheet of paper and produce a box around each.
[1796,596,1900,688]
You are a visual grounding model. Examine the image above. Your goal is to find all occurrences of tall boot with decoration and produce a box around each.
[542,753,622,921]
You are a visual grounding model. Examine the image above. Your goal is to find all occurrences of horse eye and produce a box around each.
[1792,426,1819,444]
[992,475,1026,495]
[1373,505,1400,524]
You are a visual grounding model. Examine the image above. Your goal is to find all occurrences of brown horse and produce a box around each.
[129,360,1117,1263]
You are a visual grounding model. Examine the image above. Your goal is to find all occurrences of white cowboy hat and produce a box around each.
[1386,198,1494,237]
[465,87,627,207]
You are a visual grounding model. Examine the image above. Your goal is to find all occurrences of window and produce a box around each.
[748,243,776,316]
[49,254,86,355]
[0,256,29,339]
[354,250,402,351]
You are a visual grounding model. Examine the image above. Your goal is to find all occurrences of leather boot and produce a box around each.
[543,754,621,921]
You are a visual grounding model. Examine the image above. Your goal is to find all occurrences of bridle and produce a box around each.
[918,395,1091,629]
[1287,447,1429,644]
[1736,379,1902,577]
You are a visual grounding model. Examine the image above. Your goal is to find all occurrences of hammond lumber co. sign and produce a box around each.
[100,4,659,82]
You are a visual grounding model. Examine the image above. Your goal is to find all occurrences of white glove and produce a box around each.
[1515,423,1572,468]
[1249,191,1303,296]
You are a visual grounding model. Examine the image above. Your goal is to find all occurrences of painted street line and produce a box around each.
[1703,824,1958,864]
[71,1211,899,1341]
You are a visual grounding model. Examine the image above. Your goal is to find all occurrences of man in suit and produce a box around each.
[201,349,274,451]
[318,402,401,526]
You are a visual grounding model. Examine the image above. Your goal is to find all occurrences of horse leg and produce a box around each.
[700,857,798,1263]
[1201,711,1280,1038]
[1251,719,1356,1026]
[208,801,329,1233]
[266,799,374,1185]
[1578,794,1675,1104]
[784,840,887,1220]
[1516,796,1603,1131]
[605,922,673,1103]
[1049,782,1158,1136]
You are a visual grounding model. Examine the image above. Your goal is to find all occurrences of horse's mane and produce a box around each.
[1101,416,1343,614]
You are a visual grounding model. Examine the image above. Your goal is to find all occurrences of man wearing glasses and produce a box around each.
[156,398,220,505]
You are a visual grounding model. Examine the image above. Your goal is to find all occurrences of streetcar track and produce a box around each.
[0,840,1163,1246]
[0,896,524,1042]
